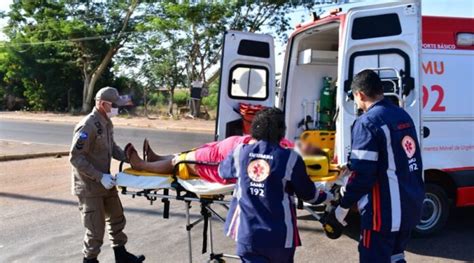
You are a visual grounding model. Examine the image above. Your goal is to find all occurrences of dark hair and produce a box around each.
[351,69,383,98]
[251,107,285,144]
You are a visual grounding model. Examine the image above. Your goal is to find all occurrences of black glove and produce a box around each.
[321,208,344,239]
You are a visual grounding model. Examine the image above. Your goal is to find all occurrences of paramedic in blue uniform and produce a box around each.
[218,108,333,263]
[333,70,425,263]
[70,87,145,263]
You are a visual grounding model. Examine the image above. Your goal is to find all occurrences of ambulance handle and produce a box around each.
[423,126,430,138]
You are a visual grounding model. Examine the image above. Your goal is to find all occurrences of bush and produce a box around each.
[202,82,218,110]
[173,89,189,106]
[148,92,167,106]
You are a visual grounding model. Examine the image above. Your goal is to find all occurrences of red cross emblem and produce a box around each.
[402,136,416,158]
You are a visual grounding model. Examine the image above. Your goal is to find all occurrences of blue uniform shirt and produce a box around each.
[218,140,326,248]
[340,98,425,232]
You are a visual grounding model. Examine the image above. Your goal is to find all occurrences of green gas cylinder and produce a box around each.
[320,77,334,111]
[318,77,335,130]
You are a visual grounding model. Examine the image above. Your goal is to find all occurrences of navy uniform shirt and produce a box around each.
[340,98,425,232]
[218,140,327,248]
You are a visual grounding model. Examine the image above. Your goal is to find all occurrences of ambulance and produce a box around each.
[214,0,474,235]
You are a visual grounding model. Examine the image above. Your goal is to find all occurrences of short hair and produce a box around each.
[351,69,383,98]
[251,107,285,144]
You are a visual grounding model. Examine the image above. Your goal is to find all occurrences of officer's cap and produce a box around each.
[95,87,127,106]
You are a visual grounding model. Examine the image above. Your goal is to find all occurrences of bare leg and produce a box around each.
[129,147,174,174]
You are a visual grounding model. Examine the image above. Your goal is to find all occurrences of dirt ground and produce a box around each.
[1,157,473,263]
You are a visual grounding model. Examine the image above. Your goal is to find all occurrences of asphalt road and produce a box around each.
[1,157,473,263]
[0,119,213,153]
[1,119,473,262]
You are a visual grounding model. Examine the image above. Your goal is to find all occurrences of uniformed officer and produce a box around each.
[333,70,425,263]
[218,108,333,263]
[70,87,145,263]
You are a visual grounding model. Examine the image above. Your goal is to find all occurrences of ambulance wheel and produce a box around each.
[414,184,449,236]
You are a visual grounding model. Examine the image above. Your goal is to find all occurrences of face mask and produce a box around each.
[107,107,119,118]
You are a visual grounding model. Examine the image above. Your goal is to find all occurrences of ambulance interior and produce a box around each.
[281,22,341,181]
[283,20,406,179]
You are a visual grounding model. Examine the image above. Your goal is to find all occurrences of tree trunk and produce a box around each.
[79,0,138,113]
[143,86,148,118]
[168,88,174,117]
[81,71,92,113]
[81,47,118,113]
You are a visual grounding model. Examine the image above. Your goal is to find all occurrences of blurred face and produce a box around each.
[297,141,324,156]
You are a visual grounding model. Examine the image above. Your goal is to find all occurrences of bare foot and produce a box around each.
[143,138,160,162]
[128,146,147,171]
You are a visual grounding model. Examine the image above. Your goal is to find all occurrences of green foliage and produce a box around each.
[1,1,310,113]
[148,91,167,106]
[202,82,218,110]
[173,89,189,107]
[1,0,141,112]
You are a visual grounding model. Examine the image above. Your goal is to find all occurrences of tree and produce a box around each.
[121,1,303,117]
[1,1,84,111]
[65,0,140,112]
[2,0,143,112]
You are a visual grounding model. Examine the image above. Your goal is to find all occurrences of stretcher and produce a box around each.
[117,160,239,263]
[116,156,344,262]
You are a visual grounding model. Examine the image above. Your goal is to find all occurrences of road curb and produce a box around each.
[0,151,70,162]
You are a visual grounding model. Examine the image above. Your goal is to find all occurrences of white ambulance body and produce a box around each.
[215,0,474,235]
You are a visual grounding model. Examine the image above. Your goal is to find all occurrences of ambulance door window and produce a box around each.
[229,65,268,100]
[351,13,402,40]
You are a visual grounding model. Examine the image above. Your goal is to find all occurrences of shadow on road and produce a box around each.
[0,192,202,219]
[336,207,474,262]
[2,191,473,261]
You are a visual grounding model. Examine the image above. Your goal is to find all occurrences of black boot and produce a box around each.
[113,246,145,263]
[83,258,99,263]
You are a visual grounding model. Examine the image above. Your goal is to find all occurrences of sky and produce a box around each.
[0,0,473,73]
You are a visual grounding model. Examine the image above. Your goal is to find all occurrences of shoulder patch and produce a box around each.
[79,131,88,140]
[402,135,416,158]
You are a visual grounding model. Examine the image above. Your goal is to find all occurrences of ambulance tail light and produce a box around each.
[456,33,474,46]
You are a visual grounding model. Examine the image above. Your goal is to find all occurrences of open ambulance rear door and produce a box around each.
[337,0,422,163]
[215,31,275,141]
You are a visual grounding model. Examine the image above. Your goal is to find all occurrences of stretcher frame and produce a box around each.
[118,160,240,263]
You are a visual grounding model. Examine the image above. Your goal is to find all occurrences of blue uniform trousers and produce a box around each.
[237,243,296,263]
[359,229,412,263]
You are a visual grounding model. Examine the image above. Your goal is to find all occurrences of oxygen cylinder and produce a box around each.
[320,77,334,111]
[318,77,335,130]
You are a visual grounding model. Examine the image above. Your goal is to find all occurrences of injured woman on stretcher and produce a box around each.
[124,135,329,185]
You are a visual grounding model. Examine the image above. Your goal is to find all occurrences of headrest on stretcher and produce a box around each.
[303,155,339,182]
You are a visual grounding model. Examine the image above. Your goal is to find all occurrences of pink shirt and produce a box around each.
[194,135,294,184]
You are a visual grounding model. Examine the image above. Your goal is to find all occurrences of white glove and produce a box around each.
[335,206,349,226]
[338,163,352,177]
[100,173,116,190]
[339,186,346,197]
[323,191,334,205]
